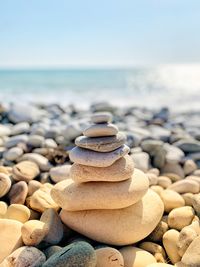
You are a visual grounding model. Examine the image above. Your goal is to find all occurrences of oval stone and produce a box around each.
[60,189,164,245]
[91,112,112,124]
[51,169,149,211]
[12,161,40,182]
[83,123,118,137]
[96,247,124,267]
[69,145,130,167]
[0,173,11,198]
[75,133,126,152]
[70,155,134,183]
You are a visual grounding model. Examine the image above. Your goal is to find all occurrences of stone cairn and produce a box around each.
[51,112,164,245]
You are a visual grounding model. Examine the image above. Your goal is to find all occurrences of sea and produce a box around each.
[0,64,200,111]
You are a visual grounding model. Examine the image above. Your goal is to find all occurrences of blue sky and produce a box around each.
[0,0,200,68]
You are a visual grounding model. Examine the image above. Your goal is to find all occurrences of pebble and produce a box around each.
[0,173,11,198]
[147,264,174,267]
[120,246,156,267]
[12,160,40,182]
[163,229,181,264]
[0,125,11,137]
[60,190,164,245]
[8,181,28,204]
[69,145,130,167]
[50,164,71,183]
[70,155,134,183]
[0,201,8,218]
[0,219,23,262]
[28,134,45,147]
[83,123,118,137]
[139,241,166,263]
[11,122,30,135]
[164,144,184,164]
[157,176,172,188]
[181,235,200,266]
[183,159,197,175]
[148,220,169,242]
[95,247,124,267]
[40,208,64,245]
[21,220,49,246]
[75,132,126,152]
[174,139,200,153]
[30,183,59,212]
[18,153,52,171]
[28,180,42,196]
[6,204,30,223]
[1,246,46,267]
[51,169,149,211]
[162,162,184,178]
[131,152,150,171]
[5,134,28,148]
[4,147,23,161]
[91,112,112,124]
[43,246,62,259]
[168,206,195,230]
[42,241,97,267]
[160,189,185,213]
[168,179,200,194]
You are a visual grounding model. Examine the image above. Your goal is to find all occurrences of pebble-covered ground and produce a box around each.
[0,102,200,267]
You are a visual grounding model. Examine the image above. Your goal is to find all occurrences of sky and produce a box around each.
[0,0,200,68]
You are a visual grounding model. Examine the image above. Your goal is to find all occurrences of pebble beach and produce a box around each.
[0,102,200,267]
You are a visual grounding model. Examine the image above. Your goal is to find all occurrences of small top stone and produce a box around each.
[91,112,112,124]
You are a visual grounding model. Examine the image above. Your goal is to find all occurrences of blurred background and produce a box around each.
[0,0,200,111]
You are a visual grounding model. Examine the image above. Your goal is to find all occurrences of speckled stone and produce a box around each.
[75,132,126,152]
[42,241,97,267]
[69,145,130,167]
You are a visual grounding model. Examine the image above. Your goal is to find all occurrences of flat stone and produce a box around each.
[120,246,156,267]
[1,246,46,267]
[83,123,118,137]
[51,169,149,211]
[50,164,71,183]
[12,161,40,182]
[40,209,64,245]
[18,153,52,171]
[69,145,130,167]
[70,155,134,183]
[91,112,112,124]
[60,189,164,246]
[4,147,23,161]
[30,183,59,213]
[0,173,11,198]
[0,219,23,262]
[95,247,124,267]
[8,181,28,204]
[75,132,126,152]
[42,241,97,267]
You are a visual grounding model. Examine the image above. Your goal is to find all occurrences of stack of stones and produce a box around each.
[51,112,164,245]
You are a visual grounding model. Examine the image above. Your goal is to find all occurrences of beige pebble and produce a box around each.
[0,166,10,174]
[162,173,182,182]
[148,168,160,176]
[0,201,8,218]
[12,160,40,182]
[60,190,164,246]
[185,175,200,185]
[147,264,174,267]
[181,193,194,206]
[139,242,166,263]
[148,220,169,242]
[181,235,200,266]
[163,229,181,264]
[177,225,198,257]
[8,181,28,204]
[192,193,200,215]
[147,173,158,186]
[150,185,164,196]
[28,180,42,196]
[96,247,124,267]
[40,208,63,245]
[160,189,185,213]
[120,246,156,267]
[183,159,197,175]
[51,169,149,211]
[168,179,200,194]
[70,155,134,183]
[83,123,118,137]
[21,220,49,246]
[157,176,172,188]
[30,183,59,213]
[168,206,195,230]
[6,204,30,223]
[0,173,11,198]
[0,219,23,262]
[18,153,52,171]
[162,163,184,179]
[1,246,46,267]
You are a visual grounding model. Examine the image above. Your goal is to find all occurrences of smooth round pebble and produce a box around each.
[163,229,181,264]
[4,147,23,161]
[28,180,42,196]
[96,247,124,267]
[181,235,200,266]
[6,204,30,223]
[160,190,185,213]
[91,112,112,124]
[168,179,200,194]
[83,123,118,137]
[0,173,11,198]
[42,241,97,267]
[70,155,134,183]
[8,181,28,204]
[18,153,52,171]
[168,206,195,230]
[43,246,62,259]
[51,169,149,211]
[12,160,40,182]
[0,201,7,218]
[69,145,130,167]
